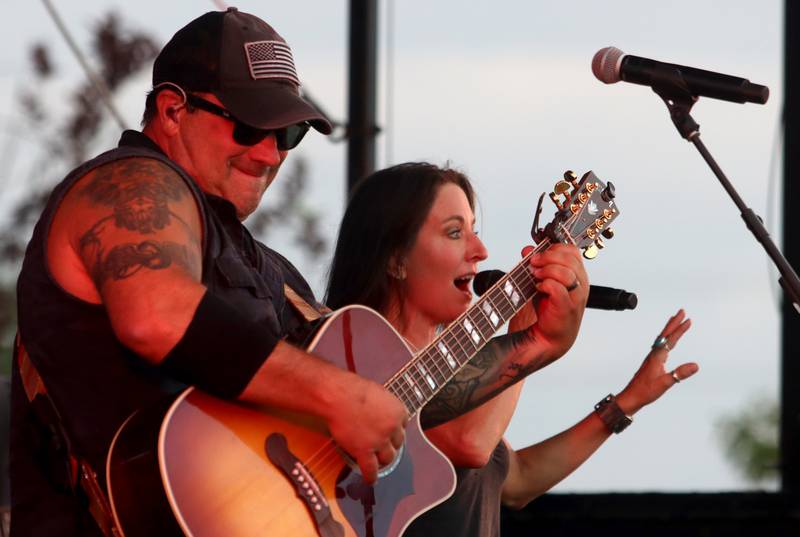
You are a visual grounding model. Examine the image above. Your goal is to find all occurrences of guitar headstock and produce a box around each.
[540,170,620,259]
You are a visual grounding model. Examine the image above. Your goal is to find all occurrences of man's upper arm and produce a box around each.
[60,157,205,360]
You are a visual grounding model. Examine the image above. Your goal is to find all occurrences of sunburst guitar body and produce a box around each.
[107,306,456,537]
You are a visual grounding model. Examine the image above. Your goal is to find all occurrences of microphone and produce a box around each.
[592,46,768,105]
[472,270,638,311]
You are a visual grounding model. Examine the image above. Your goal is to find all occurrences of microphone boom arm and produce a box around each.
[654,83,800,313]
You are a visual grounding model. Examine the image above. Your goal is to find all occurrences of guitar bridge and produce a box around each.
[265,433,344,537]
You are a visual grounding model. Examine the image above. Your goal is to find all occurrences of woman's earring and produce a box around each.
[389,265,406,280]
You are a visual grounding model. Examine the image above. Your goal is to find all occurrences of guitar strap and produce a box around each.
[283,283,331,322]
[14,333,121,537]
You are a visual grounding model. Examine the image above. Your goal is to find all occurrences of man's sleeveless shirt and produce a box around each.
[11,130,318,535]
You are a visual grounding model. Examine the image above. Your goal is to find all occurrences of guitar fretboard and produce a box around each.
[385,244,545,416]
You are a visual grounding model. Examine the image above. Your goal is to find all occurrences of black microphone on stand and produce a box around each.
[473,270,638,311]
[591,46,769,105]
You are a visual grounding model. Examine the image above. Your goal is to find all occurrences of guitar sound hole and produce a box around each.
[339,443,405,479]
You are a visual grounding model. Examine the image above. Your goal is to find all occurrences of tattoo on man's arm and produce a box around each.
[83,236,199,287]
[420,330,540,428]
[81,159,193,234]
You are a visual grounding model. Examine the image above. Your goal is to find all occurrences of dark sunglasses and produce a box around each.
[185,93,310,150]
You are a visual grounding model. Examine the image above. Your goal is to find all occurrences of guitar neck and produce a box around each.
[385,170,619,417]
[386,240,551,417]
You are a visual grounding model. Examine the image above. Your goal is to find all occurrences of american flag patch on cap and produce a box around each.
[244,40,300,85]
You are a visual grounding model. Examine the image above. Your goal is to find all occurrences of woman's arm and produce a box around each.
[502,310,699,509]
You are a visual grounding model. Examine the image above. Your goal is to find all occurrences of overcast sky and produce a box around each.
[1,1,785,492]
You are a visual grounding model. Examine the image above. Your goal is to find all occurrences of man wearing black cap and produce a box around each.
[10,8,407,536]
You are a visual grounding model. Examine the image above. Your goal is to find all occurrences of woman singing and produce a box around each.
[325,162,698,536]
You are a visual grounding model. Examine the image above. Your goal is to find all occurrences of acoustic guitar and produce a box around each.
[106,170,620,537]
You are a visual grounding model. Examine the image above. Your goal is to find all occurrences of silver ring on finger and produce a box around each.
[652,335,672,351]
[671,370,681,383]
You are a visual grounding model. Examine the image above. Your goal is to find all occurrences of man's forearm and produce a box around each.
[421,330,555,428]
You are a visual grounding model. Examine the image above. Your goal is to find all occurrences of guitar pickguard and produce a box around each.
[333,427,420,537]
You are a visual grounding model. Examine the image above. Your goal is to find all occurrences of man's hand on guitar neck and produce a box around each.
[240,341,408,484]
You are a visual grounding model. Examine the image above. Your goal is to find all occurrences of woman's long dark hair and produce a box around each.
[325,162,476,312]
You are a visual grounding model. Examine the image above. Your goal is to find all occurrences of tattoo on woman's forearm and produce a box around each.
[421,330,540,427]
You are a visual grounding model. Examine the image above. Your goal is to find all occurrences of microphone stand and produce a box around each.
[649,65,800,313]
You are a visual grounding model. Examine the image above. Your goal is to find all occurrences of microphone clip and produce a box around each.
[650,64,700,140]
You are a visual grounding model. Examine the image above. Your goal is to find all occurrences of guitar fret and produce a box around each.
[432,345,456,373]
[451,324,476,356]
[473,311,491,338]
[443,330,469,367]
[389,375,417,413]
[502,278,523,310]
[422,351,448,387]
[402,371,425,404]
[512,267,536,298]
[479,297,502,330]
[426,349,455,389]
[416,362,438,392]
[490,286,515,320]
[461,316,482,347]
[436,341,458,370]
[473,300,492,328]
[390,383,415,413]
[487,292,511,325]
[392,372,412,400]
[407,363,432,400]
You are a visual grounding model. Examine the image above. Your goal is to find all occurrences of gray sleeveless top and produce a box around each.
[404,441,510,537]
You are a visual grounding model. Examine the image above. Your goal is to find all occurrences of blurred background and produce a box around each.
[0,1,784,519]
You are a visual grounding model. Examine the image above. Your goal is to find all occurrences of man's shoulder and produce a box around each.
[84,156,186,190]
[254,243,316,297]
[257,244,305,280]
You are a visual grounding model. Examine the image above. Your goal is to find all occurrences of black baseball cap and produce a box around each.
[153,7,332,134]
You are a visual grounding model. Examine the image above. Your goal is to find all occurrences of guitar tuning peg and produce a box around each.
[595,238,605,250]
[601,228,615,239]
[553,180,571,195]
[563,170,579,189]
[601,181,616,202]
[550,180,572,211]
[582,244,599,259]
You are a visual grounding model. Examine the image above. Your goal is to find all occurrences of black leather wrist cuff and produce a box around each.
[594,393,633,434]
[161,291,279,399]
